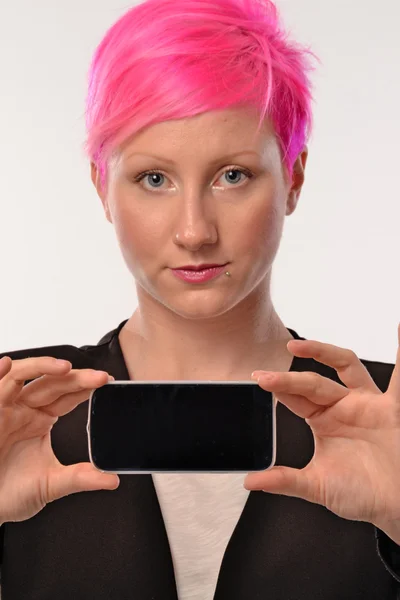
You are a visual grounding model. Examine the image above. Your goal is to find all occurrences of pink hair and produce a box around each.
[83,0,318,192]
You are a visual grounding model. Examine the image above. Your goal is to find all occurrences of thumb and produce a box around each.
[48,462,120,503]
[244,465,316,503]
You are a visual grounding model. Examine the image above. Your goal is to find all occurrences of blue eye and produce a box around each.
[132,166,254,191]
[143,172,165,188]
[224,169,244,184]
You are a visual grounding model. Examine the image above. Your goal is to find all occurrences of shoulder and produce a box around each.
[0,343,99,370]
[290,329,394,394]
[0,321,126,371]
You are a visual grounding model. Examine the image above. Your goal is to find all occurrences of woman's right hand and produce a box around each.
[0,355,120,525]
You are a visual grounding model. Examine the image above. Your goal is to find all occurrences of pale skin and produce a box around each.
[91,107,306,382]
[90,106,400,544]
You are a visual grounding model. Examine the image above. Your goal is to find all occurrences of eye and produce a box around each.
[220,169,250,186]
[132,166,254,191]
[134,170,166,189]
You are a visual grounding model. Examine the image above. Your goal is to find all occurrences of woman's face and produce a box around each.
[91,107,307,319]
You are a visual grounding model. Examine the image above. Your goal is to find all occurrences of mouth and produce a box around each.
[169,263,230,284]
[172,263,228,272]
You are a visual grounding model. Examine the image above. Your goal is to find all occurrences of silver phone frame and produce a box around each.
[87,380,277,474]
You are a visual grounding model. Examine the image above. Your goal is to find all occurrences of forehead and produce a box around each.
[115,107,279,166]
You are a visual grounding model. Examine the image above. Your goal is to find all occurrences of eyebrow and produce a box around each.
[125,150,261,165]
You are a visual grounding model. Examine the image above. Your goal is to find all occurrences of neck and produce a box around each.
[119,283,294,381]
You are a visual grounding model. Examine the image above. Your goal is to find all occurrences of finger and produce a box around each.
[40,377,115,418]
[286,339,380,392]
[244,465,318,505]
[387,323,400,397]
[0,356,12,379]
[0,357,72,405]
[252,371,349,418]
[20,369,111,408]
[46,461,120,504]
[267,390,321,420]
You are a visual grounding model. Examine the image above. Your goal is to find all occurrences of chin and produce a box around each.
[163,290,239,320]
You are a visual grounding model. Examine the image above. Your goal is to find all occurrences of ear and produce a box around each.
[285,147,308,216]
[90,162,113,224]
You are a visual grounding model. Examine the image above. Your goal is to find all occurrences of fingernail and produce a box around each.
[55,359,70,367]
[108,375,115,382]
[255,372,275,381]
[251,371,264,379]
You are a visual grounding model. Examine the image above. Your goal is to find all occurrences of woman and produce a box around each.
[0,0,399,598]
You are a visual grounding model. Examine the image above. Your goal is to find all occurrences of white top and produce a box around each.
[153,473,250,599]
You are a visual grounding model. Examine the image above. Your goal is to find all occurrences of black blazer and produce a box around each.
[1,320,400,599]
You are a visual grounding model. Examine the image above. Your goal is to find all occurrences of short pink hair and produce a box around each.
[83,0,318,192]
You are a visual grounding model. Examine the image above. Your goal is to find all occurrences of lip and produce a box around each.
[170,264,229,284]
[172,263,228,271]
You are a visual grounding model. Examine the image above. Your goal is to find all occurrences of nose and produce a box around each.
[173,197,218,251]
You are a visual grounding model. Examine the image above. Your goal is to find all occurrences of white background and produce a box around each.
[0,0,399,363]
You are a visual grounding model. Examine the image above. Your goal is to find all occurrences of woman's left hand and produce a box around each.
[244,324,400,540]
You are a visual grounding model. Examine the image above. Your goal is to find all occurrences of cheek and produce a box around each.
[111,201,167,269]
[231,192,285,262]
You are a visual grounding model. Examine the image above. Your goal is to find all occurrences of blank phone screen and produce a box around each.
[88,382,275,472]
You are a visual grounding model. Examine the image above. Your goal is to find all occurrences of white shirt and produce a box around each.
[153,473,250,599]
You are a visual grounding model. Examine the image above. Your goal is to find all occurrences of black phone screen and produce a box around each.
[87,382,275,473]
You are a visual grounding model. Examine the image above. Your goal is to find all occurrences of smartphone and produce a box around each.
[87,381,276,474]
